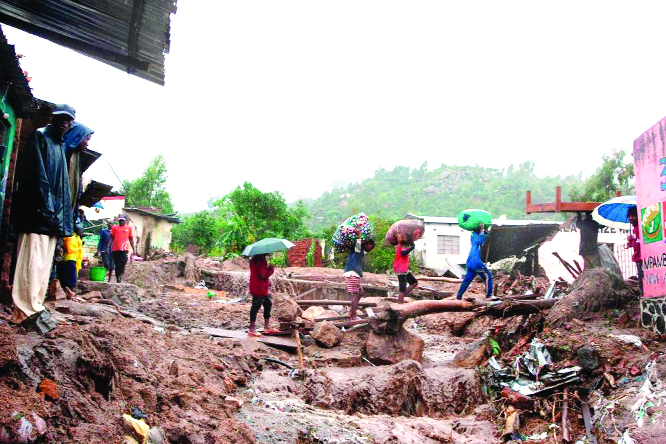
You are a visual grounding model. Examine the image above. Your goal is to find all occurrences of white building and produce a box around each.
[81,196,126,222]
[407,214,634,282]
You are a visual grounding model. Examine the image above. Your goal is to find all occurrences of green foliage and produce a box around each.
[568,150,634,202]
[122,154,175,213]
[303,161,584,231]
[171,182,311,258]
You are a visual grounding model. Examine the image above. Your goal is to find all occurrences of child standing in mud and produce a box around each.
[394,238,417,303]
[248,253,275,337]
[344,230,375,319]
[456,223,493,300]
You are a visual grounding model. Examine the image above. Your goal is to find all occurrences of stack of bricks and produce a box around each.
[287,239,322,267]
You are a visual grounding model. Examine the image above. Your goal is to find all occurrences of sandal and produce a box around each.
[262,329,278,334]
[247,331,262,337]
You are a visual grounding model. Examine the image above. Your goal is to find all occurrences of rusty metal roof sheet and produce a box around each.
[0,0,177,85]
[0,24,33,117]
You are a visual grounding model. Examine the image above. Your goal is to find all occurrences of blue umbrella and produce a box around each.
[592,195,636,230]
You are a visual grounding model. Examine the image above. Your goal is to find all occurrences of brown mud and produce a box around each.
[1,258,663,443]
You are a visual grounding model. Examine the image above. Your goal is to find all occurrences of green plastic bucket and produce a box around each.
[89,266,106,282]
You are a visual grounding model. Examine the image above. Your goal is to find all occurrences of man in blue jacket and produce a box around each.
[456,223,493,300]
[11,104,75,330]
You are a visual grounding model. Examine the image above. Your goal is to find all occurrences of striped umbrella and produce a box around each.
[591,195,636,230]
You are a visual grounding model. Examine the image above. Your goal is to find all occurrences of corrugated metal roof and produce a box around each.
[124,207,180,223]
[0,0,177,85]
[0,24,33,117]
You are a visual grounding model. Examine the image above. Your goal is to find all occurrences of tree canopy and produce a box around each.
[568,149,634,202]
[171,182,311,257]
[122,154,174,213]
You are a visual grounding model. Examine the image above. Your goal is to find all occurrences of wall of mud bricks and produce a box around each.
[287,239,322,267]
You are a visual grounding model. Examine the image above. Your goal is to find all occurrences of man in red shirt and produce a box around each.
[248,254,275,337]
[393,240,417,303]
[109,216,135,283]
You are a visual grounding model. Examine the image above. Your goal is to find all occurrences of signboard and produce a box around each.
[633,117,666,297]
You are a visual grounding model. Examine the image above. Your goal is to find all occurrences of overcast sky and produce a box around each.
[5,1,666,213]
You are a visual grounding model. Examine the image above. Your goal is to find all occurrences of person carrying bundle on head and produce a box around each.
[457,223,493,300]
[394,235,417,303]
[344,229,375,319]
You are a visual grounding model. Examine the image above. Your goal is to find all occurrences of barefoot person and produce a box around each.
[344,233,375,319]
[394,239,417,303]
[58,225,83,298]
[456,223,493,300]
[248,253,275,337]
[10,104,75,330]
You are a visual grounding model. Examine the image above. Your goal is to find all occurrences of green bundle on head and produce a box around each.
[457,209,492,231]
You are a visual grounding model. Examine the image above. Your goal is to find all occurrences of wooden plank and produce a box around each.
[297,299,377,307]
[200,327,298,350]
[390,276,462,284]
[293,288,318,300]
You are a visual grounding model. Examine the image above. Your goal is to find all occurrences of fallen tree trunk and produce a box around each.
[373,298,558,334]
[389,276,463,284]
[297,299,377,307]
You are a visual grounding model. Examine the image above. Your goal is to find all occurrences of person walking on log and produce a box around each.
[344,229,375,319]
[456,223,493,300]
[394,238,417,303]
[248,253,275,337]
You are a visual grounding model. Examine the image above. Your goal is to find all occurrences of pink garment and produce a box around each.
[627,224,641,262]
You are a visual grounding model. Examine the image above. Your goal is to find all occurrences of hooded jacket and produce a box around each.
[14,125,72,236]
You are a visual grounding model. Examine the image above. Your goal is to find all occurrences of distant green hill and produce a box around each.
[303,161,582,231]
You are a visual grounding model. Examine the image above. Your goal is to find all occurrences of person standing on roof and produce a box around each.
[577,211,601,270]
[247,253,275,337]
[109,215,135,283]
[10,104,76,329]
[456,223,493,300]
[344,229,375,319]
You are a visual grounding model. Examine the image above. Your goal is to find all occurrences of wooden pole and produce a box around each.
[297,299,377,307]
[294,330,303,369]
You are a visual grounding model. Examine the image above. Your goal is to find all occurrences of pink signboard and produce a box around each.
[634,117,666,298]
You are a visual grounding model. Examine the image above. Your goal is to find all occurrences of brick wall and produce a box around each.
[287,238,322,267]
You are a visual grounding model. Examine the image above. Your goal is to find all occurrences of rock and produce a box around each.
[366,327,424,365]
[316,310,341,320]
[301,306,326,321]
[577,345,600,372]
[311,321,343,348]
[80,290,103,300]
[272,293,302,322]
[224,396,244,410]
[148,427,166,444]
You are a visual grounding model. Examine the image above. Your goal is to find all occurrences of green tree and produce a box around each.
[122,154,174,213]
[569,150,634,202]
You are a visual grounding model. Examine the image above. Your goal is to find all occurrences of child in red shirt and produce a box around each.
[394,239,418,303]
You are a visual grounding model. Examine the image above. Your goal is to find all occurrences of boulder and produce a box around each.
[366,327,424,365]
[317,310,342,320]
[272,293,302,322]
[577,345,601,372]
[311,321,343,348]
[301,306,326,321]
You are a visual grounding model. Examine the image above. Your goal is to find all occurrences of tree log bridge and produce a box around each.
[390,276,462,284]
[297,299,377,307]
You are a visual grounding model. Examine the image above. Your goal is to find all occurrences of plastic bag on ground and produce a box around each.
[384,219,425,246]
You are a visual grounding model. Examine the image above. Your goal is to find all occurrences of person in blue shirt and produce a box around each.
[456,223,493,299]
[98,220,114,281]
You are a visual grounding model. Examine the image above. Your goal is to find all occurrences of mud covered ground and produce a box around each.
[1,258,664,443]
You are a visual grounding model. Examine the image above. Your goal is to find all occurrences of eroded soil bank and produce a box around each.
[1,258,663,443]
